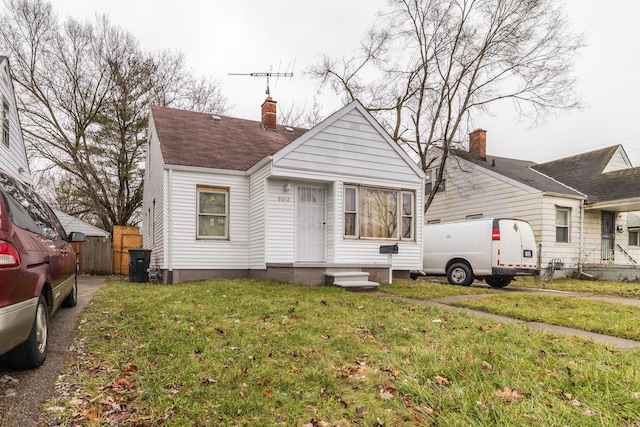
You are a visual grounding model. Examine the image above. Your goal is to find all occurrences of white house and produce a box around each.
[0,55,33,185]
[142,98,424,285]
[425,129,640,281]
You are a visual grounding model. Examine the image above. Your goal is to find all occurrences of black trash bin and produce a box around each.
[128,248,151,283]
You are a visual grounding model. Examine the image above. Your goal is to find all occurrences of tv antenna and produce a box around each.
[229,62,294,96]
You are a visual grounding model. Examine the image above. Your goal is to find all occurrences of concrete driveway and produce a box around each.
[0,275,104,427]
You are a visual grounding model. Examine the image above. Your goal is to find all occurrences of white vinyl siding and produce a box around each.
[0,58,33,184]
[274,110,413,181]
[603,147,633,172]
[168,170,249,270]
[142,123,166,268]
[265,179,296,263]
[248,166,270,269]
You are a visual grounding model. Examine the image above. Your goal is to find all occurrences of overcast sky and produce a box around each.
[45,0,640,165]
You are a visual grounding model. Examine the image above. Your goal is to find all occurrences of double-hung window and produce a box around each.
[344,185,414,240]
[556,207,570,243]
[425,168,446,194]
[197,186,228,239]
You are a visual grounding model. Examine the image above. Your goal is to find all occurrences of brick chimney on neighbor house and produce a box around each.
[469,128,487,160]
[261,96,277,130]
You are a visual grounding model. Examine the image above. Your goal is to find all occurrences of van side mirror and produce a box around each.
[68,232,86,242]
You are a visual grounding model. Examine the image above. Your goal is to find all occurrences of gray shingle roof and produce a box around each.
[532,145,640,204]
[53,209,110,237]
[454,150,584,197]
[150,105,308,171]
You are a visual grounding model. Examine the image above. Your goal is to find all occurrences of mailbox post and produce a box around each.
[379,243,398,284]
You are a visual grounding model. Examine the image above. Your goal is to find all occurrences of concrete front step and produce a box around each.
[326,271,370,281]
[325,270,379,291]
[333,280,380,291]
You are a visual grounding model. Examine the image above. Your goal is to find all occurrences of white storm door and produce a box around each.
[296,186,326,262]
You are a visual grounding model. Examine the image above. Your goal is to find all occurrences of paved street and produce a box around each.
[0,276,104,427]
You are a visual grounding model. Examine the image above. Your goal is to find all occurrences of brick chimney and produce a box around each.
[261,96,277,130]
[469,128,487,160]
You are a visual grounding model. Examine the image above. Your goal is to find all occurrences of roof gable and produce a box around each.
[150,105,307,171]
[273,101,424,178]
[532,145,640,204]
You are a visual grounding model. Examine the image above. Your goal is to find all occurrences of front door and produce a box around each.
[601,211,615,261]
[296,186,326,262]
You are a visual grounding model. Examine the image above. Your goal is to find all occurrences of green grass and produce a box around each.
[507,277,640,298]
[452,293,640,340]
[379,277,501,300]
[43,278,640,426]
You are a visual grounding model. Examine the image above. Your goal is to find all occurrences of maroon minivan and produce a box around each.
[0,169,85,369]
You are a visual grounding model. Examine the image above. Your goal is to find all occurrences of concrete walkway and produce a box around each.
[381,286,640,351]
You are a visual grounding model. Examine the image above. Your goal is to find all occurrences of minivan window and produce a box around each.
[51,211,69,242]
[0,173,56,238]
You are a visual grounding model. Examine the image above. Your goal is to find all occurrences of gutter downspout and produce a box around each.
[579,198,584,274]
[167,168,174,284]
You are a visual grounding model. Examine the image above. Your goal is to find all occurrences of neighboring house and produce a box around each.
[142,98,425,285]
[425,129,640,281]
[0,55,33,185]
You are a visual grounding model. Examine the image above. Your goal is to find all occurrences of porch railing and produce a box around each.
[616,244,638,265]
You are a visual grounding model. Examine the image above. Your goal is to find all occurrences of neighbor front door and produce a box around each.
[296,186,326,262]
[601,211,615,261]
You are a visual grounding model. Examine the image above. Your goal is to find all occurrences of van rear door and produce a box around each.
[493,219,537,270]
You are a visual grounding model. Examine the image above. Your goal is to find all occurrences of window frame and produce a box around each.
[343,184,415,241]
[630,229,639,247]
[425,168,446,194]
[1,96,9,149]
[555,207,570,243]
[196,186,229,240]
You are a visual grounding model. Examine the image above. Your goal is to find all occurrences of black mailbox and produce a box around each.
[379,244,398,254]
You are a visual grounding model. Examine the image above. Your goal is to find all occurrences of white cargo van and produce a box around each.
[417,218,539,287]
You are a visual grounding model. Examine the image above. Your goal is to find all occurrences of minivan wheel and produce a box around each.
[447,263,474,286]
[8,294,49,370]
[62,273,78,308]
[486,276,513,288]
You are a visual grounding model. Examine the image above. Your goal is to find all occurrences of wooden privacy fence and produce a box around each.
[113,225,143,275]
[72,236,113,275]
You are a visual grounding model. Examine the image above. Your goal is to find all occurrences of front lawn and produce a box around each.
[44,279,640,426]
[451,293,640,341]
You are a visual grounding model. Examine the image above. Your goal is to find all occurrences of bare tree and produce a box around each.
[311,0,583,211]
[278,95,324,128]
[0,0,228,231]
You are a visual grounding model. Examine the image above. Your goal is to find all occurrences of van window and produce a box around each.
[0,173,56,238]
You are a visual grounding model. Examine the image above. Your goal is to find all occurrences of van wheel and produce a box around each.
[62,272,78,308]
[486,276,513,288]
[447,263,474,286]
[8,295,49,370]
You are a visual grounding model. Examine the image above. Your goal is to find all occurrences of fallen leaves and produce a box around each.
[494,386,525,403]
[434,375,450,386]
